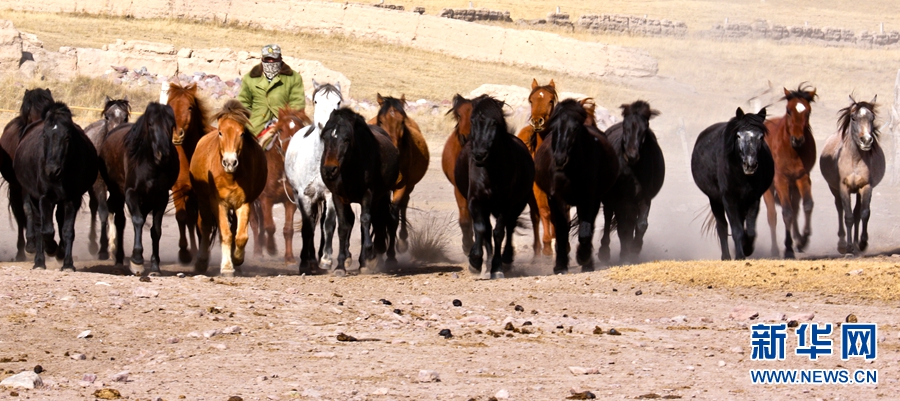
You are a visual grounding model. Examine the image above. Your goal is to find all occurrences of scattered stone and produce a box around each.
[608,328,621,335]
[10,391,18,396]
[730,346,744,354]
[393,309,402,315]
[82,374,97,383]
[77,330,93,339]
[0,371,43,389]
[635,290,643,296]
[70,353,86,360]
[92,388,121,400]
[503,322,516,331]
[718,360,726,367]
[438,329,452,339]
[203,329,220,338]
[787,320,799,328]
[451,272,459,279]
[313,352,335,358]
[337,333,358,342]
[372,388,389,395]
[847,269,863,276]
[568,366,600,375]
[593,326,603,335]
[176,273,186,278]
[32,365,42,374]
[514,305,524,312]
[762,313,785,322]
[380,299,392,306]
[452,299,462,307]
[495,389,510,399]
[417,370,440,383]
[846,314,858,323]
[167,337,180,344]
[110,371,129,382]
[567,390,597,399]
[671,315,687,323]
[133,287,159,298]
[637,394,661,399]
[227,397,243,401]
[187,331,201,338]
[788,313,815,322]
[700,317,713,323]
[222,326,241,334]
[139,276,152,282]
[786,292,793,297]
[729,306,759,320]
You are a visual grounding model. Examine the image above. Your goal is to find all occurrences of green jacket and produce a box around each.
[238,62,305,135]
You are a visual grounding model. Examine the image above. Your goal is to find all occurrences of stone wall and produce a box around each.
[703,19,900,48]
[0,1,657,79]
[577,14,688,37]
[439,8,512,23]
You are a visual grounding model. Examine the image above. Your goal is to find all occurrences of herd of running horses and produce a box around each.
[0,79,885,278]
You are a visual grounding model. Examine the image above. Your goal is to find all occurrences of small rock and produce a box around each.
[110,371,129,382]
[32,365,42,374]
[718,360,726,367]
[167,337,180,344]
[417,370,440,383]
[607,328,621,335]
[176,273,186,278]
[77,330,93,339]
[313,352,336,358]
[568,366,600,375]
[212,343,227,350]
[786,292,793,297]
[730,346,744,354]
[372,388,389,395]
[222,326,241,334]
[451,273,459,279]
[685,365,695,371]
[139,276,151,282]
[700,317,713,323]
[729,306,759,320]
[762,313,786,322]
[787,320,799,328]
[285,287,299,294]
[187,331,201,338]
[439,329,452,339]
[0,371,43,389]
[635,290,643,296]
[70,353,86,360]
[846,314,858,323]
[593,326,603,335]
[452,299,462,307]
[82,374,97,383]
[203,329,220,338]
[788,313,815,322]
[495,389,510,399]
[514,305,524,312]
[567,390,597,400]
[336,333,358,342]
[133,287,159,298]
[227,397,243,401]
[92,388,121,400]
[379,299,392,306]
[847,269,863,276]
[671,315,687,323]
[393,309,402,315]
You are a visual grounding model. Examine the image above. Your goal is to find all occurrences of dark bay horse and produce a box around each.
[321,108,400,276]
[368,94,429,253]
[761,85,817,258]
[820,96,884,255]
[167,83,210,264]
[517,79,558,256]
[85,97,132,259]
[535,99,619,274]
[441,94,474,253]
[14,102,98,270]
[691,107,774,260]
[1,88,55,260]
[455,95,534,279]
[190,100,267,276]
[249,106,309,262]
[99,102,179,276]
[600,100,665,264]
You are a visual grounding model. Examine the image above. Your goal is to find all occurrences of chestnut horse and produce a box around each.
[517,79,558,256]
[249,106,309,262]
[442,94,474,253]
[368,94,429,252]
[167,83,210,264]
[85,97,131,259]
[761,85,817,258]
[190,100,267,276]
[1,88,55,261]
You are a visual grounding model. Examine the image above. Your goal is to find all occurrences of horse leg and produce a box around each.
[549,197,570,274]
[526,185,542,256]
[773,179,795,259]
[108,194,127,272]
[615,210,635,265]
[232,203,251,270]
[319,195,337,268]
[598,204,613,263]
[248,200,263,257]
[283,200,297,263]
[502,215,516,267]
[723,199,747,260]
[859,185,872,252]
[12,185,33,257]
[97,183,111,260]
[795,176,814,252]
[392,184,411,254]
[124,189,146,275]
[261,198,278,257]
[217,204,236,277]
[536,184,554,256]
[332,198,354,276]
[577,204,600,271]
[147,200,165,276]
[385,199,399,268]
[743,199,761,257]
[33,196,52,270]
[632,199,652,263]
[194,213,211,274]
[48,205,62,258]
[467,199,488,277]
[22,193,35,258]
[298,196,319,274]
[60,199,79,272]
[88,181,99,255]
[709,200,730,260]
[762,189,779,257]
[852,193,862,253]
[454,187,474,255]
[839,185,855,254]
[358,194,377,270]
[490,215,505,279]
[175,199,192,264]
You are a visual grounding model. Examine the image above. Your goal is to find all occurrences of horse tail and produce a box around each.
[2,180,11,230]
[697,205,719,239]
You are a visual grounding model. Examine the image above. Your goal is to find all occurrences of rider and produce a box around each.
[238,44,306,148]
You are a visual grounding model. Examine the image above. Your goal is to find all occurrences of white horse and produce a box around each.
[284,80,342,273]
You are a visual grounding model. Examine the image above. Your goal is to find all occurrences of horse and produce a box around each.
[84,97,132,259]
[517,79,558,256]
[455,95,534,279]
[535,99,619,274]
[284,80,342,273]
[1,88,55,261]
[98,102,179,275]
[600,100,665,264]
[14,102,98,270]
[367,93,429,252]
[761,85,817,259]
[249,106,309,263]
[820,95,884,255]
[691,107,774,260]
[320,107,400,276]
[441,94,474,254]
[167,82,210,264]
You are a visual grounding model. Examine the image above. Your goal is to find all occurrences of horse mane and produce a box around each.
[125,102,173,160]
[377,95,408,122]
[548,99,588,134]
[314,83,343,102]
[17,88,54,137]
[471,94,510,134]
[724,108,768,152]
[621,100,660,121]
[838,99,880,140]
[781,83,817,103]
[213,99,252,130]
[34,102,76,139]
[529,83,558,102]
[102,98,132,121]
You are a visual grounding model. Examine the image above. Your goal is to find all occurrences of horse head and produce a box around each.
[730,107,768,175]
[40,102,76,180]
[376,93,407,148]
[213,100,252,174]
[167,82,207,146]
[127,102,176,165]
[274,106,310,152]
[782,84,816,148]
[320,108,363,181]
[102,96,132,128]
[311,79,343,134]
[839,95,878,152]
[619,100,659,164]
[548,99,588,170]
[469,95,508,167]
[447,94,473,145]
[528,79,558,135]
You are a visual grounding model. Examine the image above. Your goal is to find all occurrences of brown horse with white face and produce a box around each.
[190,100,267,276]
[517,79,557,256]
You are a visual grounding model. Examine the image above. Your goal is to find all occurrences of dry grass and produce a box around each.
[607,258,900,301]
[406,211,455,263]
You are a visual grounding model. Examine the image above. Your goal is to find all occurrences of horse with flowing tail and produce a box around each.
[761,85,817,258]
[1,88,55,261]
[692,107,774,260]
[455,95,534,279]
[517,79,558,256]
[14,102,98,270]
[368,94,429,253]
[284,80,342,274]
[321,108,400,276]
[820,95,884,255]
[99,102,179,275]
[85,97,131,259]
[249,106,309,263]
[167,83,210,264]
[441,94,474,254]
[600,100,665,264]
[535,99,619,274]
[190,100,267,276]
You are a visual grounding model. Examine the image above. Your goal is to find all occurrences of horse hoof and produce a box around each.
[98,251,110,261]
[88,242,99,255]
[396,238,408,254]
[501,262,513,272]
[491,271,505,279]
[837,242,848,255]
[45,240,59,256]
[220,271,235,278]
[332,268,347,278]
[480,271,491,280]
[784,249,796,259]
[61,266,76,273]
[15,253,25,262]
[598,247,610,262]
[859,241,868,252]
[127,260,144,276]
[178,249,193,265]
[32,265,46,270]
[319,256,333,268]
[25,242,36,254]
[147,271,161,277]
[467,263,480,275]
[233,256,245,267]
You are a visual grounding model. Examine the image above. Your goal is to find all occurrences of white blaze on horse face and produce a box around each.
[795,103,806,113]
[859,108,868,117]
[289,120,296,130]
[539,92,544,98]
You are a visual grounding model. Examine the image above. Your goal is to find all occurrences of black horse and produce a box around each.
[691,107,774,260]
[99,102,179,276]
[320,108,400,276]
[85,97,132,259]
[14,102,98,271]
[535,99,619,274]
[600,100,665,264]
[1,88,55,260]
[455,95,534,279]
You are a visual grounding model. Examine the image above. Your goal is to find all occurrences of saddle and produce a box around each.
[256,118,278,151]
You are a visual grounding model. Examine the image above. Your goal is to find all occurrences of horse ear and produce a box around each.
[312,78,320,90]
[650,109,661,119]
[619,103,630,116]
[124,94,129,102]
[106,95,112,103]
[735,107,745,118]
[783,88,791,97]
[335,81,341,92]
[187,83,197,93]
[400,94,406,104]
[757,107,766,119]
[376,93,384,106]
[531,79,539,90]
[871,94,877,104]
[549,79,556,89]
[808,89,816,101]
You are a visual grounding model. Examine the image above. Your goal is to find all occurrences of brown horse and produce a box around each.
[190,100,268,276]
[442,94,474,253]
[248,106,310,262]
[167,83,210,264]
[368,94,429,252]
[761,85,817,259]
[517,79,558,256]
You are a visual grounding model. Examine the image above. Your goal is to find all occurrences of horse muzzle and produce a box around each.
[173,128,185,146]
[790,136,805,148]
[44,165,62,180]
[322,165,339,180]
[472,152,488,167]
[222,153,239,173]
[858,136,874,151]
[742,162,758,175]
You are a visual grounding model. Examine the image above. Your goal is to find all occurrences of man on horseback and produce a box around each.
[238,44,306,150]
